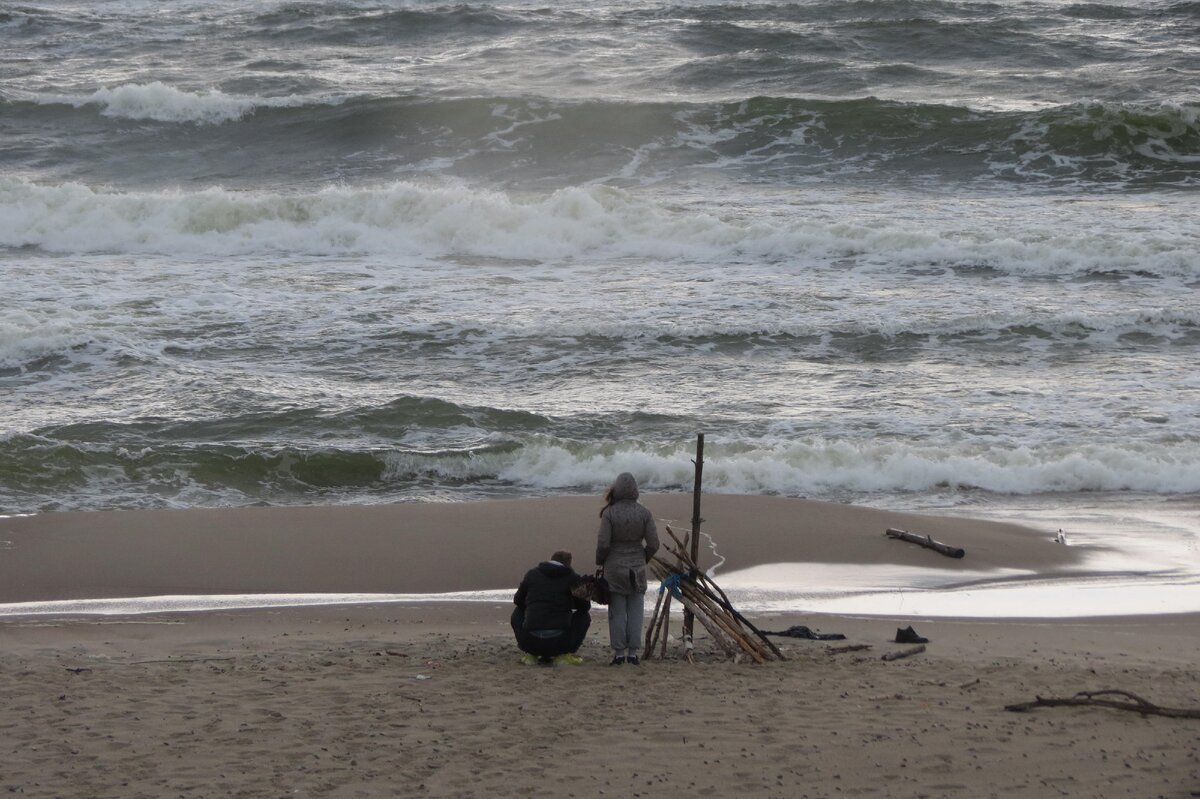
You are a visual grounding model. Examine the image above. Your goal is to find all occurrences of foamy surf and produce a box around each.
[1,179,1196,279]
[26,82,330,124]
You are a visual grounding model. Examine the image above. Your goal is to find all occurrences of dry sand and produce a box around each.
[1,496,1197,798]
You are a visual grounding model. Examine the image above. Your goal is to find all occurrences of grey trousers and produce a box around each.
[607,591,646,655]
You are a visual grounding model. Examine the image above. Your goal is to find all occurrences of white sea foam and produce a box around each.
[380,438,1200,497]
[0,310,93,369]
[29,82,322,124]
[1,179,1197,278]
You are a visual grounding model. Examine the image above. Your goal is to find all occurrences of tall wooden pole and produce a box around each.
[683,433,704,643]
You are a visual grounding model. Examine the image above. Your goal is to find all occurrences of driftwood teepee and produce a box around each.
[643,525,785,663]
[641,434,785,664]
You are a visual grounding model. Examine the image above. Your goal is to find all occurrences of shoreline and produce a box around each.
[3,493,1197,619]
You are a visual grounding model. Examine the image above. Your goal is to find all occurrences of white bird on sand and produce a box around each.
[1054,529,1068,545]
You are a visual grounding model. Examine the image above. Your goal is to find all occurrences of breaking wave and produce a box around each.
[24,82,327,124]
[1,179,1196,278]
[4,91,1198,188]
[2,428,1197,513]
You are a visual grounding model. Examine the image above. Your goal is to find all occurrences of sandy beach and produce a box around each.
[2,497,1198,798]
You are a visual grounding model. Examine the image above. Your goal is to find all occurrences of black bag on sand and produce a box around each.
[590,566,609,604]
[591,569,610,605]
[570,570,610,605]
[763,625,846,641]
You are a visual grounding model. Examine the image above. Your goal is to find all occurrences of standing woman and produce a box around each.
[596,472,659,665]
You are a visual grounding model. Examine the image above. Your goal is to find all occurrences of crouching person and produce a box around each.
[512,550,591,665]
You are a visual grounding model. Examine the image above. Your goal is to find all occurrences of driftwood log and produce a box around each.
[1005,690,1200,719]
[881,644,926,661]
[885,528,965,559]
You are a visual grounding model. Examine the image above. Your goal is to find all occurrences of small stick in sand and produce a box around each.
[827,644,872,655]
[127,657,237,665]
[881,645,926,661]
[1005,689,1200,719]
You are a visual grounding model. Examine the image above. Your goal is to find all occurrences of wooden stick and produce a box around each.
[649,560,741,660]
[660,531,785,661]
[662,525,734,609]
[649,554,781,663]
[684,433,704,642]
[1005,690,1200,719]
[881,644,926,661]
[658,594,672,660]
[884,528,965,559]
[681,581,771,663]
[676,581,767,664]
[662,525,691,562]
[674,590,739,659]
[646,561,680,659]
[827,644,872,655]
[693,574,785,661]
[647,581,671,658]
[645,580,666,655]
[649,553,779,662]
[128,657,236,665]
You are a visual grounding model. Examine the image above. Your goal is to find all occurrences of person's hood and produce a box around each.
[610,472,639,502]
[537,560,572,578]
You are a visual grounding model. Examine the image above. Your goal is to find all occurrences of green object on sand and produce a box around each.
[519,653,583,665]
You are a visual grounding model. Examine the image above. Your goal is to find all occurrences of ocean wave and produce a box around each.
[2,433,1197,513]
[436,439,1200,496]
[1,178,1196,279]
[0,179,748,259]
[1001,101,1200,178]
[3,92,1197,188]
[3,307,1195,382]
[247,2,528,41]
[25,82,327,124]
[0,310,95,371]
[669,96,1200,186]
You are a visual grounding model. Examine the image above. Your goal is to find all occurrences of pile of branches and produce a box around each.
[643,525,785,664]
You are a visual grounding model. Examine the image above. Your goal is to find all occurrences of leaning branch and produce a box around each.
[1005,689,1200,719]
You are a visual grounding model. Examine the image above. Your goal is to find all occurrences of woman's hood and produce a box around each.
[611,472,639,501]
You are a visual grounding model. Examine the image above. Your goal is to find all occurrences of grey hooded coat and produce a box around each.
[595,472,660,595]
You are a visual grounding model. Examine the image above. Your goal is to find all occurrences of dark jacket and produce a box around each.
[513,561,589,631]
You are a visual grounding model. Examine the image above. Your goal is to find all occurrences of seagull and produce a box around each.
[1054,529,1068,545]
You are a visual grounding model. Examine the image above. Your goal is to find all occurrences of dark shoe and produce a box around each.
[895,625,929,644]
[609,656,626,666]
[626,655,640,666]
